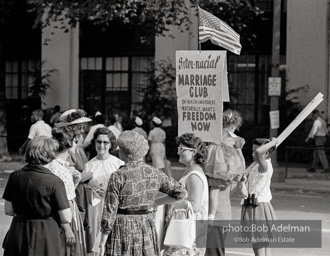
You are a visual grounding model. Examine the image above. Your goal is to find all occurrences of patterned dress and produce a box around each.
[100,161,186,256]
[46,158,87,256]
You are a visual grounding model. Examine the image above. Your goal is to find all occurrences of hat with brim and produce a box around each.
[55,109,92,128]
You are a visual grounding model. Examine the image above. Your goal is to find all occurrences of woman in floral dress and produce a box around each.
[46,127,87,255]
[98,131,187,256]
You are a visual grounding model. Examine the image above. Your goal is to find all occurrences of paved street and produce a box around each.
[1,160,330,256]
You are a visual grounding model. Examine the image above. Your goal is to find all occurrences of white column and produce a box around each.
[42,19,79,111]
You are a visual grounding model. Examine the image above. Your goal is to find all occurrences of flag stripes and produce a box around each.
[198,7,242,55]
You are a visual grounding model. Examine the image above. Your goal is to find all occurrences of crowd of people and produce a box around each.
[2,106,285,256]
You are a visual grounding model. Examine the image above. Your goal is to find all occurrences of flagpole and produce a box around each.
[197,6,201,51]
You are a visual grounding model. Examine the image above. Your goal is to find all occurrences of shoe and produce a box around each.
[306,168,316,173]
[321,169,330,174]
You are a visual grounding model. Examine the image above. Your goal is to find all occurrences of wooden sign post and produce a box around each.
[276,93,324,147]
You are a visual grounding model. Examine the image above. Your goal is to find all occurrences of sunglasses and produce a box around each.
[95,140,111,146]
[178,146,196,154]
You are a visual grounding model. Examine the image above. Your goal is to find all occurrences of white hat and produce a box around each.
[135,117,143,126]
[55,109,92,128]
[95,111,102,117]
[152,116,162,125]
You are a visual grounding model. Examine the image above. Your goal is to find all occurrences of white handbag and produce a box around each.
[163,201,196,249]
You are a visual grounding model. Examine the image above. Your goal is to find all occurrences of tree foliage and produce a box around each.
[28,61,57,107]
[137,59,177,129]
[200,0,261,49]
[29,0,198,40]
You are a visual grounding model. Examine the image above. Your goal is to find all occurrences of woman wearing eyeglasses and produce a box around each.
[163,133,209,256]
[83,127,124,254]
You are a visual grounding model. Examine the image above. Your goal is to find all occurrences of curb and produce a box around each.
[271,184,330,194]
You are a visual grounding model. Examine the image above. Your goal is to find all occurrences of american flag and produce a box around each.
[198,7,242,55]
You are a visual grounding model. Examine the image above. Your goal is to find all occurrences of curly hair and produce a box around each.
[223,109,243,130]
[51,127,73,152]
[91,127,117,151]
[176,133,208,166]
[252,138,276,155]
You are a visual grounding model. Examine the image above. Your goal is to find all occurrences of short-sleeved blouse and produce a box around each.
[3,164,70,218]
[148,127,166,143]
[101,161,186,234]
[46,158,77,201]
[84,155,124,190]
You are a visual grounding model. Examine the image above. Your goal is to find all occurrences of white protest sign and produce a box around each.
[268,77,281,96]
[176,51,226,143]
[269,110,280,129]
[277,93,323,147]
[223,61,230,102]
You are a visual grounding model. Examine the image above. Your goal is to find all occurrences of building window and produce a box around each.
[5,59,40,100]
[228,54,271,125]
[79,56,153,118]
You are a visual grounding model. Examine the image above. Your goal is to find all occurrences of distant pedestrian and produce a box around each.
[127,110,139,130]
[19,109,52,155]
[50,105,61,126]
[132,116,147,138]
[114,113,123,133]
[239,138,278,256]
[0,101,12,162]
[148,116,166,172]
[2,136,72,256]
[305,109,330,173]
[83,112,106,148]
[107,115,121,140]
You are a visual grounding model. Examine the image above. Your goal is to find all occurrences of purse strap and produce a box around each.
[172,200,195,219]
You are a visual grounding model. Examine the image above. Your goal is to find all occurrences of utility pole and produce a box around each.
[270,0,281,166]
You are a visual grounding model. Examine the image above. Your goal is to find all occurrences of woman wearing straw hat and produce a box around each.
[55,109,92,172]
[55,109,96,253]
[98,131,187,256]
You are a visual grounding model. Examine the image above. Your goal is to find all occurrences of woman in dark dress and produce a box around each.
[2,136,72,256]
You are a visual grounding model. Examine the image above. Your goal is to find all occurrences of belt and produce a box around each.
[15,214,54,220]
[117,208,149,215]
